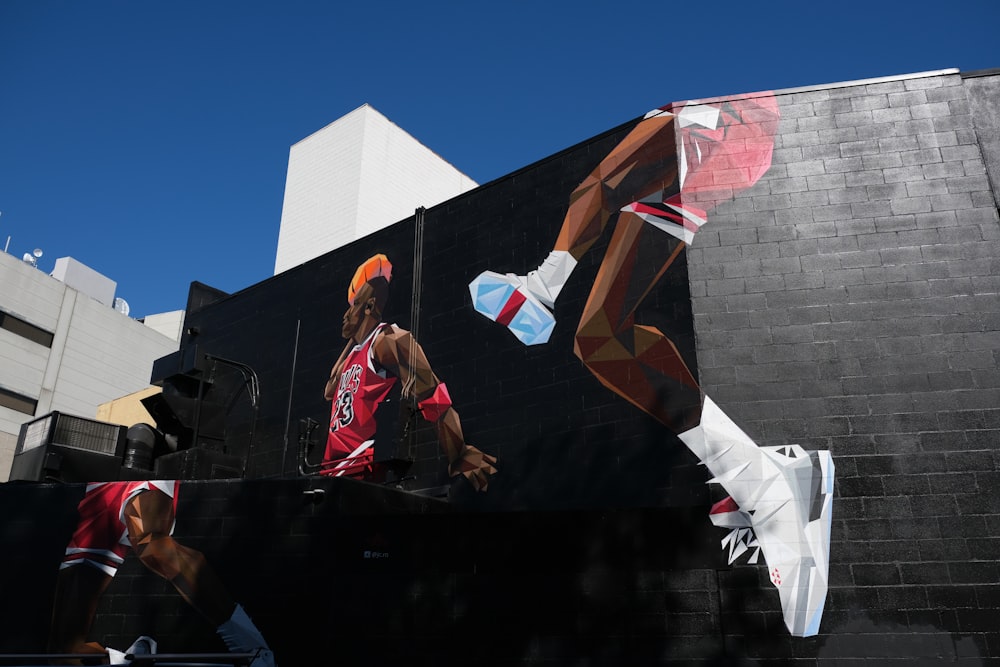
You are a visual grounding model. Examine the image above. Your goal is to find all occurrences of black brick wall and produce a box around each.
[687,70,1000,657]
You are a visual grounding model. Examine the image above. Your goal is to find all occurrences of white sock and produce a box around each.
[678,395,767,510]
[518,250,577,308]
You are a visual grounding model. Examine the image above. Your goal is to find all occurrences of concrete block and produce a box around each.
[862,153,904,170]
[850,95,889,111]
[917,131,959,149]
[846,169,887,187]
[904,74,961,90]
[839,139,881,157]
[806,173,847,190]
[930,193,975,211]
[874,215,917,232]
[883,165,927,183]
[827,187,870,205]
[788,190,832,207]
[890,197,933,215]
[767,176,810,194]
[795,115,838,132]
[812,98,853,115]
[946,175,991,193]
[785,160,826,177]
[851,200,893,218]
[922,161,967,179]
[888,90,929,107]
[878,135,921,152]
[910,102,953,119]
[802,143,843,160]
[751,194,792,211]
[904,180,949,197]
[871,107,913,123]
[811,203,854,221]
[933,114,975,132]
[900,148,944,166]
[836,110,875,128]
[824,156,865,173]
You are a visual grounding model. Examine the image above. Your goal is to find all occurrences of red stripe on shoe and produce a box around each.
[710,496,740,515]
[497,289,526,325]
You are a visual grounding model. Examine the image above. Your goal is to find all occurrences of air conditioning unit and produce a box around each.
[10,412,126,483]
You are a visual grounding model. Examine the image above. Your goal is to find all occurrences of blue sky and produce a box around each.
[1,0,997,318]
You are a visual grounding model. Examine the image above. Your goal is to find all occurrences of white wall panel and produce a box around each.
[273,104,476,274]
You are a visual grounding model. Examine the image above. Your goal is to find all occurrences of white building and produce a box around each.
[0,252,179,478]
[273,104,478,274]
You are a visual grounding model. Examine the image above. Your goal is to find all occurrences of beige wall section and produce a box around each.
[95,386,161,427]
[0,431,15,482]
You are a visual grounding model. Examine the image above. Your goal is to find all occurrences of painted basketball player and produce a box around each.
[49,480,274,665]
[323,254,497,491]
[469,93,835,636]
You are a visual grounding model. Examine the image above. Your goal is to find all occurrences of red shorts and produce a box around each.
[62,480,179,577]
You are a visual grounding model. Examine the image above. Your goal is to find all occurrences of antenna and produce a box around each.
[113,297,130,317]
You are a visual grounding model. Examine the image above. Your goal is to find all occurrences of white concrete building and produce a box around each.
[0,251,179,478]
[273,104,477,274]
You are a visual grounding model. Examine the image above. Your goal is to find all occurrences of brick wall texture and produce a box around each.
[686,70,1000,661]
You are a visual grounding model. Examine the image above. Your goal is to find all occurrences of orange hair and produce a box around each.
[348,254,392,305]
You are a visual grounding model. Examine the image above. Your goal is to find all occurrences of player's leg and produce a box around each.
[577,212,834,636]
[124,490,275,666]
[47,564,114,662]
[573,210,702,433]
[470,112,679,345]
[124,489,234,625]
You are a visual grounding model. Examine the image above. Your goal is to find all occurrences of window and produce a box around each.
[0,311,54,347]
[0,386,37,415]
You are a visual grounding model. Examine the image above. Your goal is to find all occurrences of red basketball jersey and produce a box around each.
[322,324,397,475]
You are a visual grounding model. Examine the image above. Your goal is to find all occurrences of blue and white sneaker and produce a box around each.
[469,271,556,346]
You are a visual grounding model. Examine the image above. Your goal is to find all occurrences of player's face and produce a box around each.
[342,300,365,341]
[342,283,375,342]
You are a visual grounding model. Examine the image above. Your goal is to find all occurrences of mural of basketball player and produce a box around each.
[323,254,497,491]
[469,93,835,637]
[49,480,274,665]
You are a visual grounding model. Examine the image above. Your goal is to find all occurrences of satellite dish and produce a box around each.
[22,252,36,265]
[113,297,130,316]
[32,248,43,258]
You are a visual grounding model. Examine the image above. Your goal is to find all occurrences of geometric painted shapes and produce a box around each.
[681,397,835,637]
[523,250,578,308]
[469,271,555,346]
[417,382,453,423]
[749,446,835,637]
[677,103,721,130]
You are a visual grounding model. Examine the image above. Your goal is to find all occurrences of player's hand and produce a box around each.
[449,445,498,492]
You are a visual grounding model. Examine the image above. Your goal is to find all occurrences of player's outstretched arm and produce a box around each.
[373,327,497,491]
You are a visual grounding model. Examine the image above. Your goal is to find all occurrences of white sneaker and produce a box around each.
[106,635,156,665]
[714,445,835,637]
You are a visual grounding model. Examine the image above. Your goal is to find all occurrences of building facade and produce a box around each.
[0,252,179,477]
[273,103,478,274]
